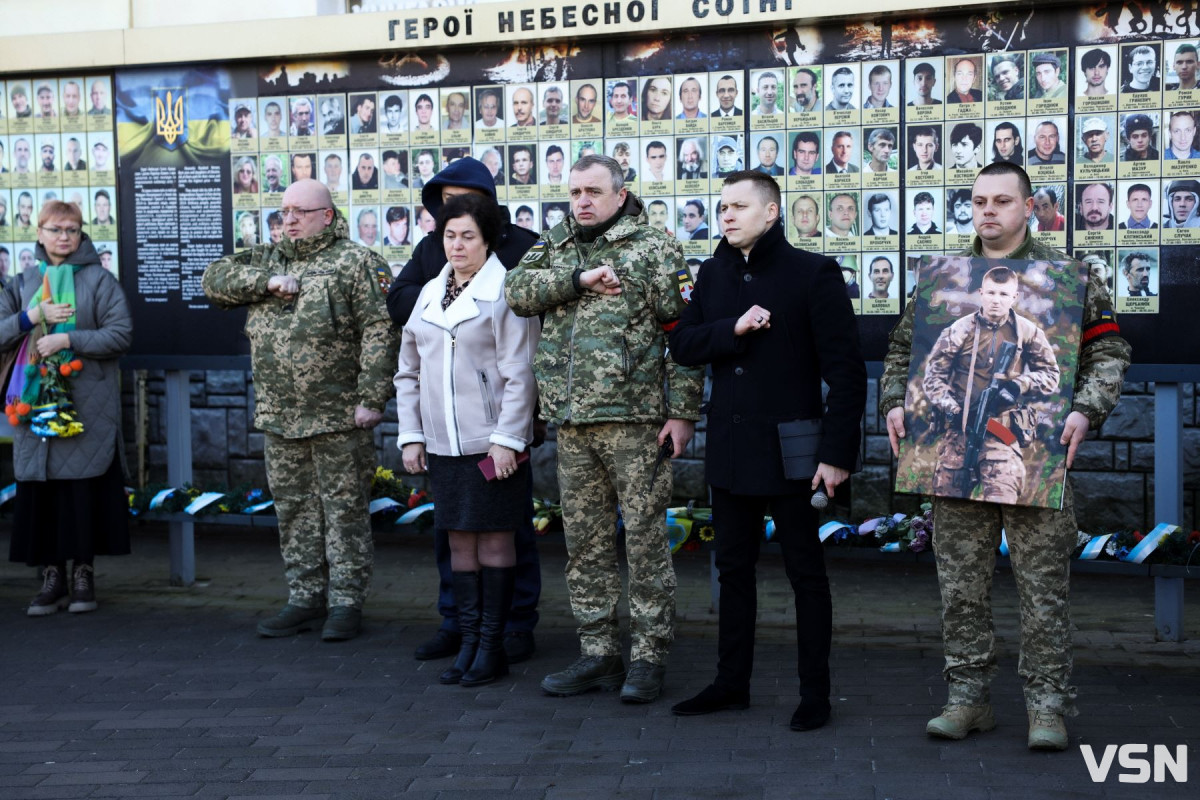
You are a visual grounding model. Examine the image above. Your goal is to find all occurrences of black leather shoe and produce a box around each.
[540,655,626,696]
[671,684,750,716]
[503,631,536,664]
[620,660,667,704]
[790,697,831,731]
[414,629,462,660]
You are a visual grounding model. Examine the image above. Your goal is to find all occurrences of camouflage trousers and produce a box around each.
[932,481,1079,716]
[264,428,375,609]
[556,422,676,665]
[933,430,1025,503]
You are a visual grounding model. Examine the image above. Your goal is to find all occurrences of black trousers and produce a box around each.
[710,486,832,699]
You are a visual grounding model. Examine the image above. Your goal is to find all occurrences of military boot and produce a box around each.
[926,704,996,739]
[540,654,626,696]
[1027,710,1068,751]
[256,604,326,637]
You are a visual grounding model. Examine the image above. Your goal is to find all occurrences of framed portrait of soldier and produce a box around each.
[541,201,569,233]
[32,80,59,134]
[571,140,601,164]
[749,132,784,187]
[675,135,708,195]
[1074,114,1117,182]
[748,68,785,131]
[474,86,506,143]
[409,91,440,146]
[34,133,62,188]
[261,208,283,247]
[1074,249,1116,297]
[823,128,861,191]
[506,143,537,200]
[230,99,258,153]
[605,79,638,138]
[787,191,823,245]
[1163,109,1200,177]
[1114,248,1160,314]
[1028,184,1067,250]
[258,97,287,151]
[346,93,379,149]
[862,253,900,315]
[709,71,745,133]
[379,149,411,205]
[1160,178,1200,244]
[1025,117,1068,183]
[639,76,674,137]
[287,96,317,150]
[9,135,36,189]
[895,254,1089,509]
[231,155,260,210]
[861,190,899,251]
[944,121,984,186]
[645,197,674,238]
[986,52,1026,118]
[786,67,822,130]
[986,119,1024,168]
[676,196,712,257]
[382,204,412,261]
[1165,40,1200,107]
[58,79,86,133]
[474,144,507,201]
[1027,50,1069,116]
[606,139,639,193]
[536,82,569,138]
[905,188,944,251]
[60,135,88,187]
[904,59,944,124]
[674,73,709,137]
[441,88,471,144]
[862,61,900,126]
[87,132,112,185]
[1119,42,1163,110]
[944,187,976,251]
[861,127,898,190]
[84,77,112,132]
[12,190,37,240]
[824,64,860,127]
[833,254,861,313]
[374,92,408,149]
[1076,46,1117,114]
[540,141,569,199]
[639,137,673,195]
[823,190,859,253]
[904,124,943,187]
[233,209,260,252]
[569,80,603,138]
[1117,111,1161,179]
[411,204,435,249]
[506,84,537,142]
[320,150,349,206]
[1074,181,1116,248]
[508,202,538,235]
[317,94,348,149]
[7,82,33,136]
[945,56,985,120]
[712,133,746,191]
[786,130,823,193]
[410,147,439,194]
[349,149,381,205]
[351,205,382,252]
[1116,179,1160,247]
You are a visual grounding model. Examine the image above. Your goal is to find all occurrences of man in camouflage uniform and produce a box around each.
[203,179,398,642]
[922,265,1062,503]
[504,155,703,704]
[881,163,1130,751]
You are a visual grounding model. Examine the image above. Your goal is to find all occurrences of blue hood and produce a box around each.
[421,157,498,214]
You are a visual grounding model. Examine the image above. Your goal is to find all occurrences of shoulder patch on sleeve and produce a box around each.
[520,240,548,265]
[676,268,694,304]
[1082,309,1120,344]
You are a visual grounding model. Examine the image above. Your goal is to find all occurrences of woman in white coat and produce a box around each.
[396,193,540,687]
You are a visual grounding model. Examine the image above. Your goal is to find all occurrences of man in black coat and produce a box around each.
[386,157,542,665]
[667,171,866,731]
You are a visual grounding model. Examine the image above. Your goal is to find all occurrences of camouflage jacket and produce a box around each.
[503,194,703,425]
[880,232,1131,430]
[202,211,399,438]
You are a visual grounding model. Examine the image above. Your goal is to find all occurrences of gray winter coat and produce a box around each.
[0,237,132,481]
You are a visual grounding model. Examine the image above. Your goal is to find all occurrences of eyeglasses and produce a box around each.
[279,207,329,221]
[39,225,81,237]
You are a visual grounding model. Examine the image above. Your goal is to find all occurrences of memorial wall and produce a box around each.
[0,2,1198,377]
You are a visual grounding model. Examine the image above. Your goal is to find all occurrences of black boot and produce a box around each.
[439,572,481,685]
[461,566,514,687]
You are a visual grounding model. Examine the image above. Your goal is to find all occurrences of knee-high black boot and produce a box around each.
[439,572,481,684]
[461,566,513,687]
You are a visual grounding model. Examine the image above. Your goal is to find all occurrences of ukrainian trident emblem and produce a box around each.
[154,89,188,150]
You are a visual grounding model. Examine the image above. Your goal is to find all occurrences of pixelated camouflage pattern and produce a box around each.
[503,194,703,425]
[556,422,676,664]
[266,428,376,609]
[933,483,1080,716]
[923,310,1061,502]
[880,232,1131,429]
[202,210,400,438]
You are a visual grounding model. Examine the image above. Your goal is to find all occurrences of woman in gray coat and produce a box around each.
[1,201,133,616]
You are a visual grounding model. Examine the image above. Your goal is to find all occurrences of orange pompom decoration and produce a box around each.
[60,364,72,376]
[39,366,47,377]
[15,402,31,416]
[7,414,18,426]
[70,359,83,372]
[3,403,12,416]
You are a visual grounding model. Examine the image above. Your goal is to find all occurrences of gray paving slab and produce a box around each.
[0,523,1197,799]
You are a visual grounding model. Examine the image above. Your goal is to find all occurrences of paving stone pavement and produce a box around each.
[0,522,1197,800]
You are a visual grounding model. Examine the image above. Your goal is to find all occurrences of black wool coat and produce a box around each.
[669,222,866,495]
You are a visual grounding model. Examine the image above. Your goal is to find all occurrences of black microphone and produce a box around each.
[811,480,829,510]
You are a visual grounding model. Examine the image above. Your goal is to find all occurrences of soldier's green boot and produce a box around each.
[257,604,326,637]
[926,704,996,740]
[1027,710,1068,751]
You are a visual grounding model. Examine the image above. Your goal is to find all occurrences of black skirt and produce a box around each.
[8,457,131,567]
[427,452,529,532]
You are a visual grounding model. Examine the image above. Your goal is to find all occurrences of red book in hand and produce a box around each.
[477,449,531,481]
